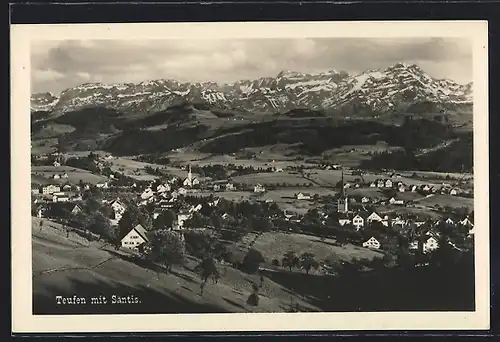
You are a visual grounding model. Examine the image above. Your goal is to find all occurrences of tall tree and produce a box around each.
[300,252,319,275]
[154,210,176,230]
[282,251,300,272]
[149,230,186,273]
[86,212,115,240]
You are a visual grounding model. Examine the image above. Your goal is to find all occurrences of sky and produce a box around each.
[31,37,472,95]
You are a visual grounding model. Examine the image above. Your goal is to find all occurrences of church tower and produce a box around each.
[337,168,349,213]
[187,164,192,182]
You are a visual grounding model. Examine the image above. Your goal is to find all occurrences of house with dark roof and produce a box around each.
[120,224,149,250]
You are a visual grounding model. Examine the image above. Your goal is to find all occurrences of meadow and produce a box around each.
[31,166,108,185]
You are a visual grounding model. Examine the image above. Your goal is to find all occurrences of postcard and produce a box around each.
[11,20,489,333]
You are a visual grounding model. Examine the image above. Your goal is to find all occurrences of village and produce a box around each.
[31,150,475,266]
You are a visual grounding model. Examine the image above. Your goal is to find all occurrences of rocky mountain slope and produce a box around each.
[31,63,472,116]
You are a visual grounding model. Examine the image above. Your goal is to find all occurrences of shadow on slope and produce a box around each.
[33,276,229,315]
[261,262,475,312]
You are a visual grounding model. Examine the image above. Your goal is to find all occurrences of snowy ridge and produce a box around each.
[31,63,473,115]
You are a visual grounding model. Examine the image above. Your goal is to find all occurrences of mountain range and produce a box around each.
[31,63,473,116]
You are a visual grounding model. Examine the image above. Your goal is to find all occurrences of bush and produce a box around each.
[271,258,280,267]
[241,249,265,274]
[246,293,260,306]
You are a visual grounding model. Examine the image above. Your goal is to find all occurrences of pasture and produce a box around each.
[232,172,314,187]
[32,218,319,314]
[232,231,384,268]
[31,166,108,185]
[416,194,474,211]
[108,157,193,179]
[31,138,58,155]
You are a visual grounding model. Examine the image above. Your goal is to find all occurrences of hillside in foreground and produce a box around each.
[32,218,474,314]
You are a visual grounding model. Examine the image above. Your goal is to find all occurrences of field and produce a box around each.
[108,157,195,180]
[32,217,475,313]
[416,194,474,210]
[190,190,320,214]
[308,169,442,188]
[31,138,58,155]
[232,172,314,187]
[233,231,385,267]
[31,166,108,185]
[32,218,318,314]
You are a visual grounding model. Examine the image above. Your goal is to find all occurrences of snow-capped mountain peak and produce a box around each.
[31,63,473,115]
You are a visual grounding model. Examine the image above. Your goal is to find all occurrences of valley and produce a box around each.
[30,62,475,314]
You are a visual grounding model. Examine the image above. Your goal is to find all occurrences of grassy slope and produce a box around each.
[32,218,474,313]
[234,232,384,266]
[32,218,318,314]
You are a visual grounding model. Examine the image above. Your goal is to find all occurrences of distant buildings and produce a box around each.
[254,184,266,193]
[182,165,199,187]
[42,184,61,195]
[295,192,311,200]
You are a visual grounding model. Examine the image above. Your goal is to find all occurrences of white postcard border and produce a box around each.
[11,20,490,333]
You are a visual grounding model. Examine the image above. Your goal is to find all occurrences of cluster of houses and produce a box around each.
[360,178,466,197]
[32,183,85,203]
[337,209,474,253]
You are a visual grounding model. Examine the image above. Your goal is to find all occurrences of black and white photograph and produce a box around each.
[11,21,489,332]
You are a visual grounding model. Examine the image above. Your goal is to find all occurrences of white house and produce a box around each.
[392,216,406,227]
[177,187,188,195]
[225,183,235,191]
[71,204,83,215]
[385,179,393,188]
[121,224,149,250]
[189,204,203,213]
[338,218,351,226]
[62,184,72,191]
[156,184,170,193]
[389,197,404,205]
[296,192,311,200]
[366,212,384,225]
[361,197,371,204]
[61,173,69,179]
[284,211,294,221]
[209,198,220,207]
[31,184,40,194]
[449,188,459,196]
[53,161,61,167]
[254,184,266,193]
[221,213,231,220]
[445,217,455,225]
[410,185,418,192]
[459,217,474,228]
[140,188,154,200]
[53,174,61,180]
[96,182,109,189]
[52,194,69,203]
[362,237,381,249]
[423,236,439,254]
[42,184,61,195]
[110,199,126,220]
[213,184,221,191]
[398,184,406,192]
[352,214,365,230]
[176,212,192,229]
[369,182,377,188]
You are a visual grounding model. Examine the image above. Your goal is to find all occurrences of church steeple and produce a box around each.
[337,167,348,213]
[187,164,192,182]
